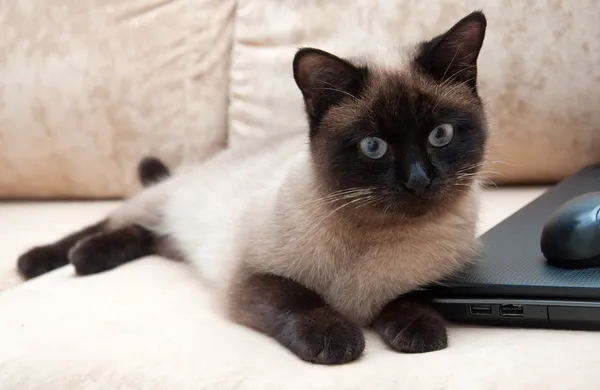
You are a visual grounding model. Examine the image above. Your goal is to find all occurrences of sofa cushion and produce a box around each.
[4,188,600,390]
[2,257,599,390]
[228,0,600,184]
[0,0,234,198]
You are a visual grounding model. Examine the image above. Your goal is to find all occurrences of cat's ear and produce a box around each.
[416,11,487,90]
[293,48,368,121]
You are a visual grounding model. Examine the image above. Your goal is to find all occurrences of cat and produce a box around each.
[17,11,488,365]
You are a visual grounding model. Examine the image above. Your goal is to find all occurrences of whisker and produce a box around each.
[296,188,373,209]
[444,77,476,96]
[312,81,358,101]
[302,195,373,239]
[438,63,477,92]
[440,44,462,82]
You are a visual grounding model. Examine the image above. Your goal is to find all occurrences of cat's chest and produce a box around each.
[317,247,430,323]
[296,225,475,324]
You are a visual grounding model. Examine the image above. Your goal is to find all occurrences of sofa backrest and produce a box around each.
[0,0,234,198]
[1,0,598,198]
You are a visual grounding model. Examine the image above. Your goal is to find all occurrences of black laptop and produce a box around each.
[419,164,600,330]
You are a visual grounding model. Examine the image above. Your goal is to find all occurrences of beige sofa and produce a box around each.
[1,1,600,389]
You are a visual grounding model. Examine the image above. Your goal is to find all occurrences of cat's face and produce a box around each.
[294,11,488,218]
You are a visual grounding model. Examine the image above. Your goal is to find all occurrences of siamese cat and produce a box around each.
[18,11,488,365]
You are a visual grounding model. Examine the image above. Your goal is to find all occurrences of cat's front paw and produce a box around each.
[374,299,448,353]
[281,308,365,365]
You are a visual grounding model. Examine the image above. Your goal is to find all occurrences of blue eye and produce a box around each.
[359,137,388,159]
[428,124,454,147]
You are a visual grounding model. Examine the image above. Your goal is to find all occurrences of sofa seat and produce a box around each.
[3,187,600,390]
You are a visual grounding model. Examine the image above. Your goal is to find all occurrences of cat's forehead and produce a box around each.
[323,65,482,135]
[366,75,435,120]
[363,68,479,115]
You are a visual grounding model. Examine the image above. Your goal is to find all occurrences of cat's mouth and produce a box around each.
[324,182,469,221]
[365,185,466,218]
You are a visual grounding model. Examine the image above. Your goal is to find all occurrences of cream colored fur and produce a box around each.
[107,131,481,325]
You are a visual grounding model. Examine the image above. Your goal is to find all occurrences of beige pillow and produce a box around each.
[229,0,600,184]
[0,0,234,198]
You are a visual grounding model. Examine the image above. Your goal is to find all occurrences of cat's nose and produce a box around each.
[403,163,431,196]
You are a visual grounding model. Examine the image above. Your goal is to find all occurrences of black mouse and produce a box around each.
[541,192,600,269]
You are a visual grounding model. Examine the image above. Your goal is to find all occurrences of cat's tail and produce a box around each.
[137,156,171,187]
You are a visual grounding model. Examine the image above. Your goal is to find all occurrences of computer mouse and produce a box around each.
[541,191,600,269]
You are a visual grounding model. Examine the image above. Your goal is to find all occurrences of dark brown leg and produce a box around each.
[17,221,106,279]
[230,272,365,365]
[372,297,448,353]
[69,225,155,275]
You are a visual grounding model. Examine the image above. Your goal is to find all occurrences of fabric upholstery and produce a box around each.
[6,188,600,390]
[228,0,600,184]
[2,0,599,197]
[0,0,234,198]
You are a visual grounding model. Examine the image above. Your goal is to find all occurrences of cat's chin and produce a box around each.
[362,190,467,221]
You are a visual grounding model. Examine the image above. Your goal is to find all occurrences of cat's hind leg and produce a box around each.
[18,205,163,279]
[65,182,170,276]
[17,156,172,279]
[68,224,156,275]
[17,221,159,279]
[17,221,106,279]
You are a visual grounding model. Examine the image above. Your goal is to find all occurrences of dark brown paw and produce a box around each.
[69,226,154,275]
[375,300,448,353]
[68,234,118,275]
[280,308,365,365]
[17,245,68,279]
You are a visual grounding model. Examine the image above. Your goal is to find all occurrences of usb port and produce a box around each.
[499,304,524,317]
[469,304,492,316]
